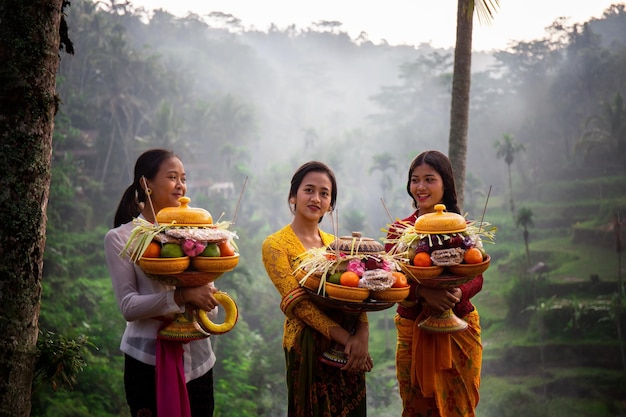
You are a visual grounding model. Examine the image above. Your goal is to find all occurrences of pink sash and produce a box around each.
[156,332,191,417]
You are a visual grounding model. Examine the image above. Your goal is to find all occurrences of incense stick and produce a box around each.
[333,208,340,258]
[478,185,492,233]
[142,176,159,225]
[381,197,393,223]
[231,176,248,224]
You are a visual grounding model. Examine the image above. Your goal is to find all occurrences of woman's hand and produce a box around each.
[419,286,460,314]
[341,322,373,373]
[179,284,219,311]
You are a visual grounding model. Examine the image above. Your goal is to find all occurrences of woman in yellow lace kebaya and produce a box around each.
[386,151,483,417]
[262,161,372,417]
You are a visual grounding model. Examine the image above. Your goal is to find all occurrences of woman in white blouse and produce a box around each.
[104,148,219,417]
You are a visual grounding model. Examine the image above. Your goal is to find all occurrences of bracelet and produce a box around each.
[280,287,308,318]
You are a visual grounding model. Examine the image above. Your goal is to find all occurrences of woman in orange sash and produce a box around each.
[386,151,483,417]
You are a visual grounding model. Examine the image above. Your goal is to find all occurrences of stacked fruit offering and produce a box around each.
[296,232,410,303]
[387,204,496,281]
[123,197,239,278]
[385,204,497,333]
[122,196,240,338]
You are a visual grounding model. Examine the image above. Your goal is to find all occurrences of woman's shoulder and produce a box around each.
[104,221,137,249]
[399,211,418,225]
[262,224,295,248]
[319,229,335,246]
[264,224,292,240]
[389,211,418,230]
[105,221,133,237]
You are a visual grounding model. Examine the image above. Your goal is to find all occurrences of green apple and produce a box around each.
[327,271,342,284]
[160,243,184,258]
[200,242,221,257]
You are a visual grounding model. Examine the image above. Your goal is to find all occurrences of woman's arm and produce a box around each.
[262,233,373,369]
[262,236,340,335]
[104,226,183,321]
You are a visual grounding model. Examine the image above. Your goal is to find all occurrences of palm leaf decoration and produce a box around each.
[120,218,169,263]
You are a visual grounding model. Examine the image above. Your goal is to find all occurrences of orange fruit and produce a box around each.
[143,241,162,258]
[340,271,360,287]
[391,271,408,288]
[413,252,432,267]
[464,247,484,264]
[218,240,236,257]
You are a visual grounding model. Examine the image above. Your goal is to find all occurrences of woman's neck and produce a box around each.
[291,217,323,250]
[141,201,160,224]
[417,206,436,217]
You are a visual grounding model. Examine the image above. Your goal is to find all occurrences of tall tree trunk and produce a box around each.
[448,0,473,211]
[508,162,515,215]
[524,229,530,266]
[0,1,63,416]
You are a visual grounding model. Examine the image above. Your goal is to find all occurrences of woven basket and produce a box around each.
[400,263,444,281]
[370,286,410,303]
[301,273,323,291]
[191,254,239,273]
[446,255,490,277]
[328,232,385,255]
[139,257,190,275]
[324,282,370,302]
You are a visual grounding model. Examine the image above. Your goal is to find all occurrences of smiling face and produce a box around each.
[144,157,187,213]
[293,171,333,223]
[409,163,444,215]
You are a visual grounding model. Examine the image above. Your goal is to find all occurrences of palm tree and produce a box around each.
[494,133,525,216]
[579,93,626,175]
[368,152,396,202]
[341,209,366,236]
[448,0,499,210]
[516,207,534,267]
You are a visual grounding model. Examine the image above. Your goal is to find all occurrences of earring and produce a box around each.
[146,188,152,195]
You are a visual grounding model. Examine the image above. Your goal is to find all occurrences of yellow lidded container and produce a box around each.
[413,204,466,234]
[156,197,213,226]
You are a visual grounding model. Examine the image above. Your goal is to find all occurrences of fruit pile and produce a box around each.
[142,238,236,260]
[295,232,410,303]
[122,197,239,276]
[324,256,408,289]
[387,204,496,277]
[408,233,486,267]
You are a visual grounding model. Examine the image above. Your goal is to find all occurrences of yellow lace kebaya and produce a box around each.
[262,224,367,349]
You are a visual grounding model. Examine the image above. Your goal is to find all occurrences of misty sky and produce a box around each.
[128,0,621,51]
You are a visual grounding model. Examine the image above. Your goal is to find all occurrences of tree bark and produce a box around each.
[448,0,473,211]
[0,1,63,415]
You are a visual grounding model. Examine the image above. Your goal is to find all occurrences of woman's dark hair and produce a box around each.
[406,150,460,214]
[289,161,337,223]
[113,149,179,227]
